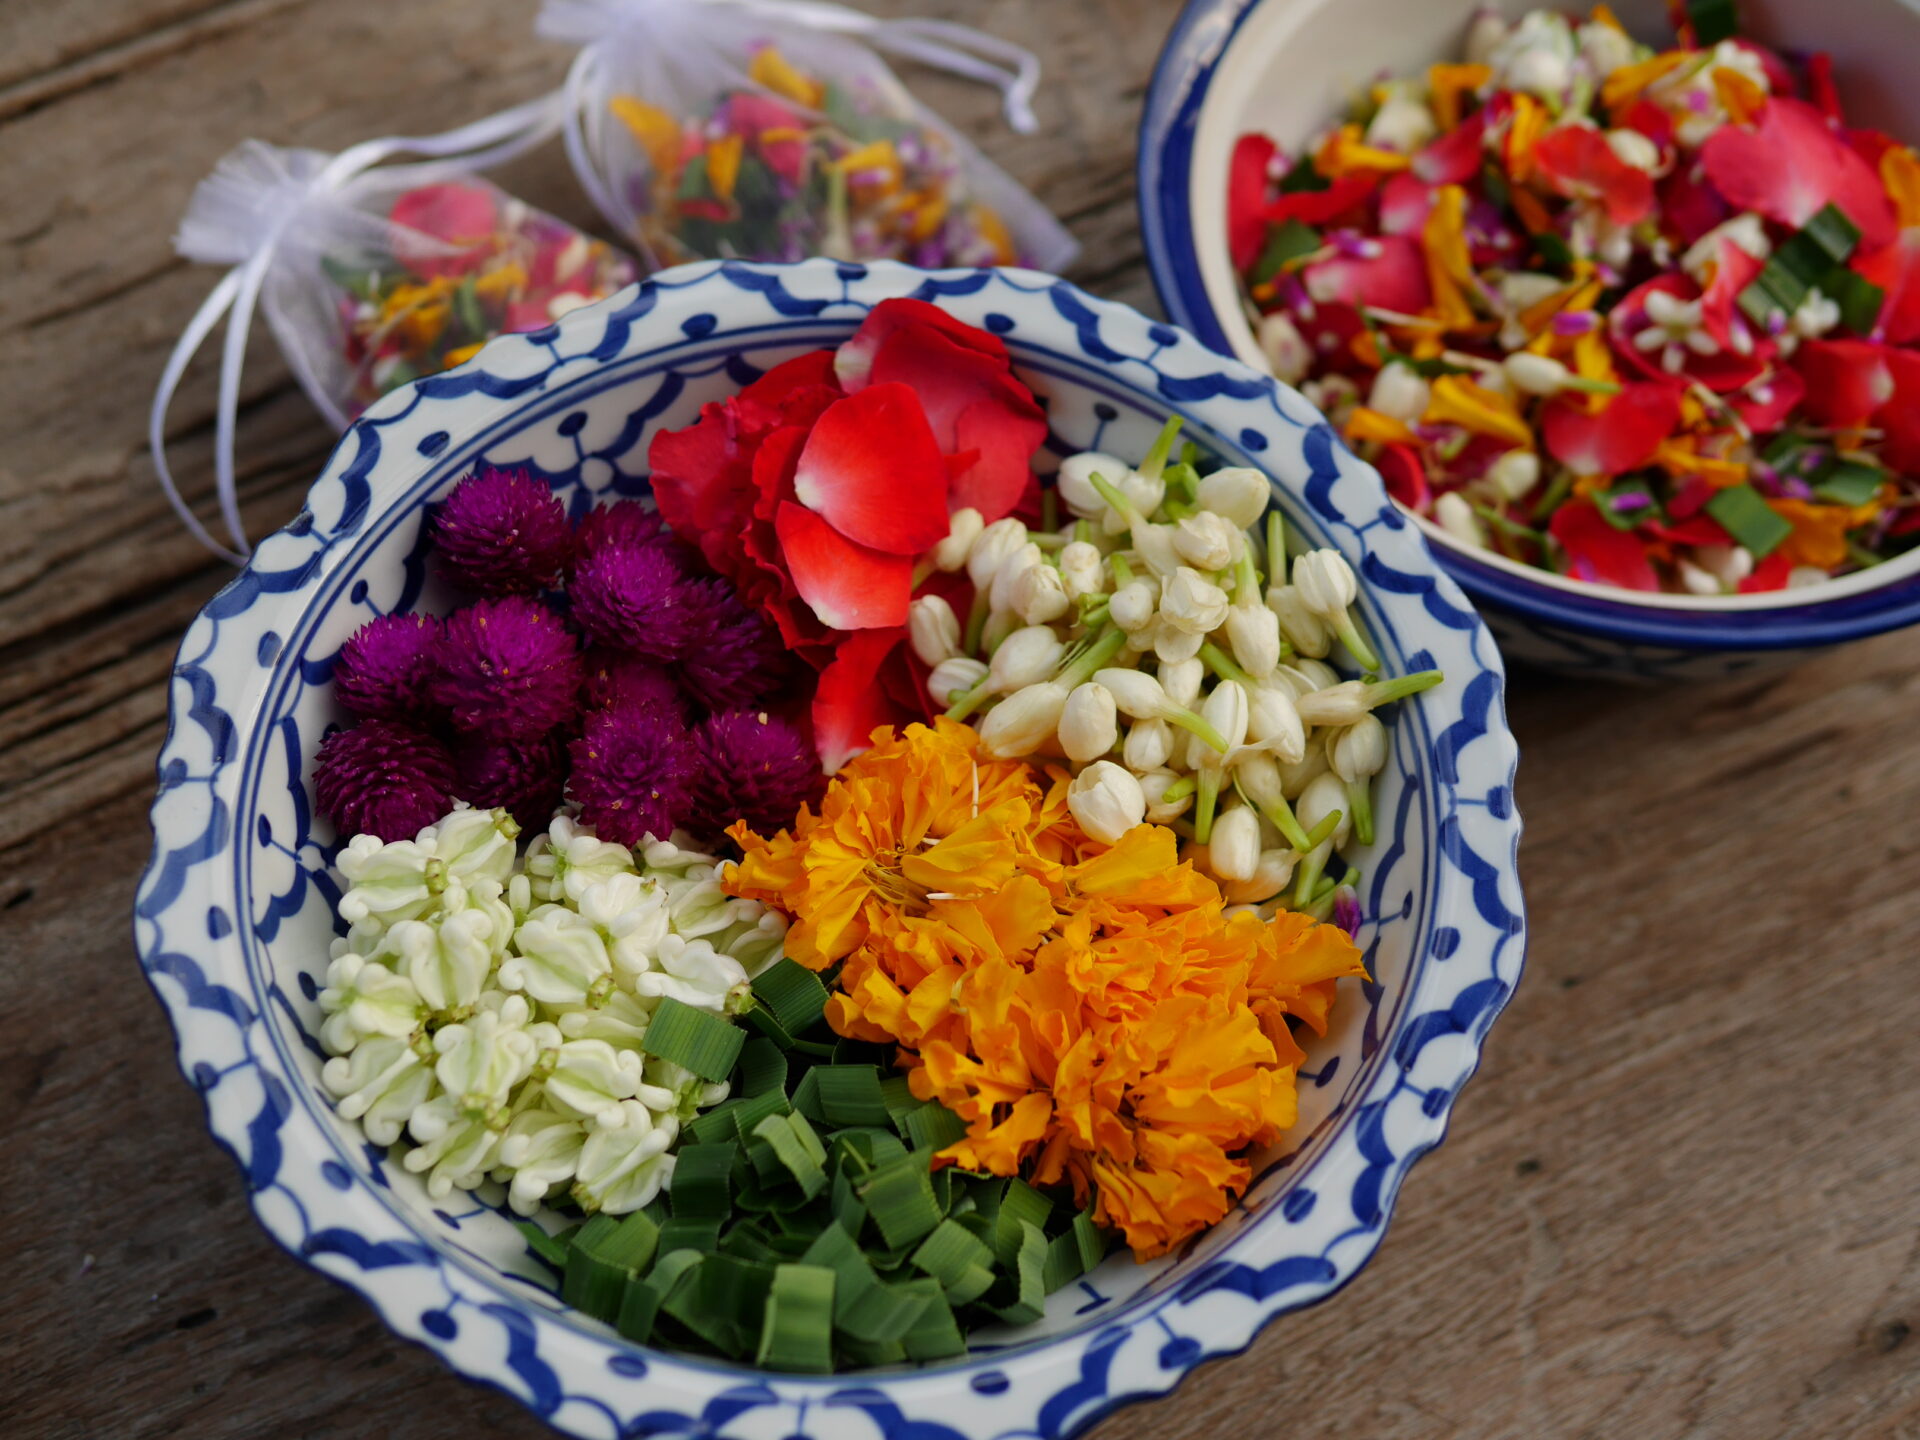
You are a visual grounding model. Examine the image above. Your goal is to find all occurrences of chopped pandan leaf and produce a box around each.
[789,1065,825,1123]
[1742,204,1865,324]
[831,1125,909,1170]
[675,152,713,203]
[320,253,399,303]
[640,996,745,1082]
[1813,458,1886,506]
[1278,153,1331,194]
[1687,0,1738,44]
[839,1335,908,1367]
[663,1252,772,1358]
[1481,163,1511,211]
[900,1099,968,1153]
[728,1087,792,1146]
[991,1179,1054,1267]
[859,1156,943,1248]
[750,958,830,1037]
[1042,1230,1086,1294]
[684,1098,741,1146]
[814,1065,891,1127]
[563,1210,660,1322]
[911,1219,998,1306]
[1534,232,1574,271]
[616,1248,702,1343]
[669,1142,737,1222]
[720,1218,783,1264]
[515,1219,572,1270]
[1761,430,1809,466]
[737,1037,788,1098]
[1705,484,1794,557]
[898,1278,968,1360]
[655,1215,724,1256]
[1070,1210,1110,1272]
[988,1220,1050,1327]
[1250,219,1321,286]
[452,277,486,340]
[751,1113,829,1199]
[1824,265,1886,335]
[878,1074,919,1121]
[1595,478,1662,532]
[756,1264,837,1373]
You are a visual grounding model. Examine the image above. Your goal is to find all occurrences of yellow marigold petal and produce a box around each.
[1422,184,1479,331]
[899,803,1025,894]
[748,45,824,109]
[1711,67,1766,128]
[1505,94,1546,184]
[1428,63,1491,132]
[1600,51,1690,116]
[939,1091,1052,1176]
[1423,375,1534,447]
[707,133,745,205]
[1767,497,1876,570]
[440,342,485,370]
[1589,3,1626,32]
[1652,439,1746,487]
[1317,123,1413,177]
[609,95,683,179]
[1883,147,1920,229]
[1345,407,1422,447]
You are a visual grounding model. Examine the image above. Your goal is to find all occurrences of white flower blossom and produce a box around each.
[323,1034,436,1146]
[576,873,671,981]
[496,1106,588,1215]
[318,953,423,1054]
[573,1100,679,1214]
[387,889,503,1015]
[525,815,636,904]
[630,934,751,1013]
[541,1038,648,1127]
[1067,762,1147,844]
[503,905,615,1007]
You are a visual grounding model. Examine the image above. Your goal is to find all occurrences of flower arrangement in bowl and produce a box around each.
[1139,0,1920,678]
[136,259,1522,1437]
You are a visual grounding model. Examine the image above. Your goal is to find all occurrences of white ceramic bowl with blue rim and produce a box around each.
[1138,0,1920,681]
[135,258,1524,1438]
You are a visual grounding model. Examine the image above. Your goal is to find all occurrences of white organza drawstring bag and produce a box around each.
[151,96,637,562]
[538,0,1078,274]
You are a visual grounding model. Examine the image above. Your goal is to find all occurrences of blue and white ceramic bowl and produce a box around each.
[1139,0,1920,681]
[135,259,1524,1438]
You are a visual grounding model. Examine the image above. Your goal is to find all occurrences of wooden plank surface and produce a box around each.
[2,1,1917,1436]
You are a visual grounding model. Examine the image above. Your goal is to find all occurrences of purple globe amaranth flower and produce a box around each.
[314,719,457,843]
[582,649,690,723]
[431,596,582,740]
[575,499,671,558]
[334,612,444,725]
[432,465,574,596]
[680,590,791,713]
[453,731,570,831]
[567,704,696,846]
[569,542,725,661]
[687,710,821,840]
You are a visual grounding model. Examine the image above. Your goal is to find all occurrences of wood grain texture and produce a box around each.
[1,1,1916,1436]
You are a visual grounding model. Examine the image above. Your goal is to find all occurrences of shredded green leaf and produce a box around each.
[640,996,746,1082]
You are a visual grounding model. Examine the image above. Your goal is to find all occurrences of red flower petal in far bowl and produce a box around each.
[390,183,499,276]
[1874,348,1920,473]
[1732,365,1805,432]
[1700,97,1895,248]
[1791,339,1897,427]
[1541,383,1681,475]
[1302,234,1431,315]
[1549,499,1661,591]
[1230,133,1279,272]
[1610,273,1766,392]
[810,628,910,774]
[774,500,913,631]
[836,297,1009,393]
[1374,443,1431,511]
[1657,165,1730,245]
[1262,174,1378,228]
[1378,173,1435,237]
[867,324,1046,523]
[1619,99,1675,153]
[1738,550,1795,593]
[1531,124,1653,226]
[1852,232,1920,344]
[793,384,951,554]
[1412,115,1486,185]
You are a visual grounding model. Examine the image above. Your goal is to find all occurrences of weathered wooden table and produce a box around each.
[5,1,1918,1435]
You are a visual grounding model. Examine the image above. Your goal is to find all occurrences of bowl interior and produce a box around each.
[232,313,1450,1371]
[1172,0,1920,610]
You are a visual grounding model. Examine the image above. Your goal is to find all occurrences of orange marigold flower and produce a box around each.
[724,721,1369,1260]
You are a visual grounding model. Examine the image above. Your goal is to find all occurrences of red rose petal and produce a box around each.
[810,628,910,773]
[1531,124,1654,226]
[1806,52,1844,123]
[750,425,809,522]
[1610,273,1767,392]
[793,384,951,554]
[868,323,1045,524]
[1641,513,1731,547]
[1261,174,1377,228]
[650,400,758,541]
[1374,443,1431,511]
[1302,234,1431,315]
[1657,165,1730,245]
[1732,365,1805,431]
[1620,99,1676,153]
[1700,97,1894,248]
[1853,232,1920,344]
[1875,348,1920,472]
[836,297,1010,392]
[774,500,913,631]
[1541,383,1681,476]
[1412,115,1487,185]
[390,183,500,277]
[1791,339,1897,427]
[1549,500,1662,591]
[1230,133,1280,272]
[1377,173,1435,237]
[1738,551,1795,592]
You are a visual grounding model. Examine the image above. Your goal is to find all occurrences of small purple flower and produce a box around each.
[687,710,820,839]
[574,500,672,560]
[582,649,690,722]
[453,731,570,831]
[680,592,790,712]
[314,720,457,843]
[334,612,443,724]
[569,543,722,661]
[567,705,696,846]
[432,466,574,596]
[431,596,582,739]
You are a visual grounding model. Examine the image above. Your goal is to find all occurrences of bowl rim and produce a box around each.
[1136,0,1920,648]
[134,257,1526,1438]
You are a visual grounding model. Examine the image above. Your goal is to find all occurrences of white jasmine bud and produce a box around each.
[967,517,1028,588]
[1066,761,1147,844]
[1056,451,1131,519]
[1465,8,1509,65]
[1433,491,1486,548]
[1173,511,1240,571]
[988,625,1066,692]
[1222,848,1298,905]
[1158,656,1204,709]
[1226,599,1283,679]
[1123,717,1175,772]
[1329,714,1389,782]
[1605,127,1661,173]
[1368,363,1432,423]
[1101,471,1168,538]
[933,507,985,571]
[1257,312,1314,383]
[1680,215,1771,283]
[990,542,1045,613]
[1058,541,1106,600]
[1488,449,1540,500]
[1154,623,1206,664]
[1578,18,1638,76]
[1244,681,1307,764]
[1297,771,1354,851]
[1280,743,1330,799]
[1139,769,1193,823]
[1296,670,1442,726]
[927,656,988,706]
[1011,561,1071,625]
[978,681,1069,757]
[1189,680,1250,770]
[1503,351,1577,396]
[1160,567,1231,634]
[1288,658,1342,692]
[1365,93,1438,154]
[909,594,961,666]
[980,609,1016,655]
[1208,804,1262,883]
[1110,577,1158,632]
[1267,583,1333,657]
[1195,467,1270,529]
[1292,549,1359,619]
[1059,682,1119,763]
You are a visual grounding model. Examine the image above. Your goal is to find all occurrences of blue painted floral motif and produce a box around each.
[135,260,1524,1439]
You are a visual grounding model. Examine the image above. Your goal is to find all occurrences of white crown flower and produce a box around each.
[501,904,615,1007]
[576,872,672,981]
[385,893,500,1016]
[495,1104,588,1216]
[540,1037,648,1128]
[322,1033,436,1146]
[629,934,749,1013]
[571,1099,679,1214]
[525,814,638,904]
[316,952,424,1054]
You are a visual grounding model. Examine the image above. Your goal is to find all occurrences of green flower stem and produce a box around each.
[1234,546,1261,597]
[1346,777,1375,847]
[1562,374,1621,396]
[1333,612,1382,674]
[1087,470,1145,528]
[944,676,993,723]
[910,559,936,589]
[1530,468,1575,524]
[1291,812,1343,907]
[1163,462,1201,503]
[1057,626,1128,689]
[1161,499,1196,521]
[1109,551,1135,587]
[1194,768,1222,844]
[1160,774,1197,804]
[1163,706,1230,753]
[1266,511,1287,581]
[1041,487,1059,533]
[1031,531,1069,551]
[1075,518,1093,545]
[1234,772,1312,851]
[962,588,991,655]
[1300,811,1344,851]
[1079,600,1111,630]
[1366,668,1444,707]
[1199,641,1254,688]
[1137,416,1185,482]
